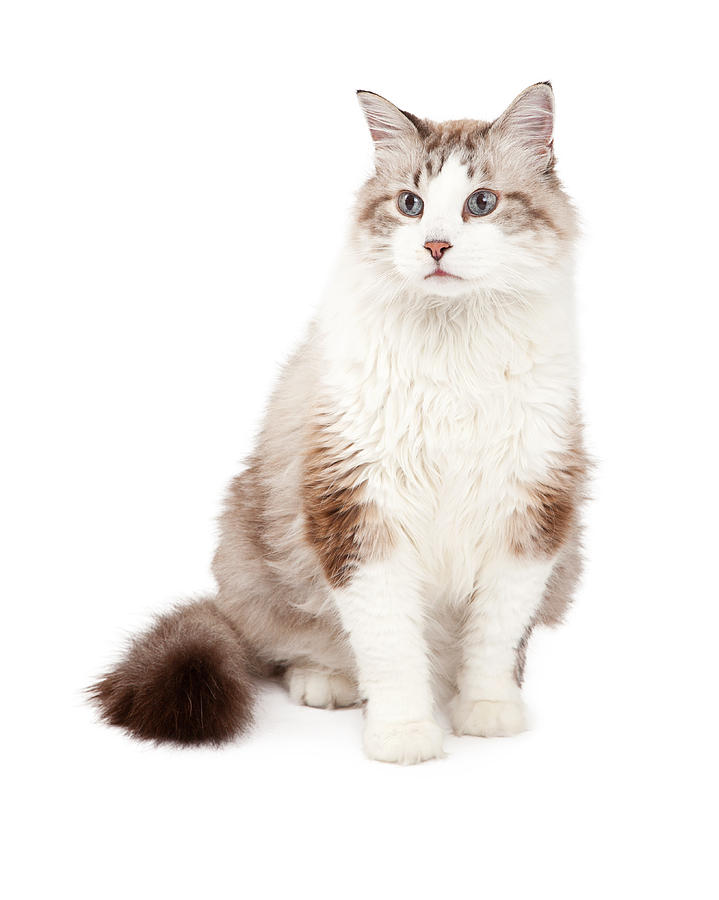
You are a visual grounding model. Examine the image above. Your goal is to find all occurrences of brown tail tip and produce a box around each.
[89,599,256,746]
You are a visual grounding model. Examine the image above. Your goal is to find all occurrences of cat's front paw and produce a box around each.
[363,719,445,765]
[450,697,527,738]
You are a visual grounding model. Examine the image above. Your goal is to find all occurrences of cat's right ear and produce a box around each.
[492,83,555,172]
[357,91,419,150]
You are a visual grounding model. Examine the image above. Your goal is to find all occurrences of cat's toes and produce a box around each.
[286,667,359,709]
[450,698,527,738]
[363,719,445,765]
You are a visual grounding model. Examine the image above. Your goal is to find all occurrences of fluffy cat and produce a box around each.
[91,83,588,764]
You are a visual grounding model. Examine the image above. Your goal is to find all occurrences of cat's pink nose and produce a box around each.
[424,240,451,261]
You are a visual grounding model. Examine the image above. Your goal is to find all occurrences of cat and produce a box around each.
[91,82,588,764]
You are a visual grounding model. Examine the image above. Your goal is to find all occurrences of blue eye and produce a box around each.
[465,189,498,217]
[397,191,424,217]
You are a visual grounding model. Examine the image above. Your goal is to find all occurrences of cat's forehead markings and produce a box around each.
[425,150,447,178]
[419,119,490,181]
[423,155,472,206]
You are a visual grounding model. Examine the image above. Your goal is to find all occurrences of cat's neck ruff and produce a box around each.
[316,245,577,392]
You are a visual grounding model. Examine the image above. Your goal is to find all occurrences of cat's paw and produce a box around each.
[285,666,359,709]
[450,697,527,738]
[363,719,445,765]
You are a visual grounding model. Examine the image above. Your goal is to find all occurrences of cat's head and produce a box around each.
[354,83,577,300]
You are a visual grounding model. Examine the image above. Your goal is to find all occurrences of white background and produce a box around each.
[2,1,717,897]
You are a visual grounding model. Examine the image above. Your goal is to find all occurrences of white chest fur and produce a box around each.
[316,256,578,600]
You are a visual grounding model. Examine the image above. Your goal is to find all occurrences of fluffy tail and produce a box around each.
[89,598,256,746]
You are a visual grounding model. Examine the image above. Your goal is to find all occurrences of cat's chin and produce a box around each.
[417,276,475,300]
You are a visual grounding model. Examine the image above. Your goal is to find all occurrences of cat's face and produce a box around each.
[354,84,576,300]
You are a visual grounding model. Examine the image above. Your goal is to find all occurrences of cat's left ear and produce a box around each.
[493,82,555,171]
[357,91,419,150]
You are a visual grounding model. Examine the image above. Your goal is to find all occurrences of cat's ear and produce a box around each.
[493,82,555,171]
[357,91,419,150]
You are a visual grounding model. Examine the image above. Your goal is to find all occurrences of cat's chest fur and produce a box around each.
[318,288,576,598]
[378,354,565,596]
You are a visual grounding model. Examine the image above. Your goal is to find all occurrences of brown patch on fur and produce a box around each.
[523,480,577,555]
[418,119,491,174]
[400,109,431,139]
[502,190,560,234]
[411,120,488,185]
[302,422,393,588]
[508,426,589,559]
[357,192,394,229]
[89,598,256,746]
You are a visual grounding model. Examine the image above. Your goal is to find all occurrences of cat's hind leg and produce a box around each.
[285,666,359,709]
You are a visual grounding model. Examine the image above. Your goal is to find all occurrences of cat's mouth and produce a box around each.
[425,268,462,280]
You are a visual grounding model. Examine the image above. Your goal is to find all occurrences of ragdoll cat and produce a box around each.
[91,82,588,764]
